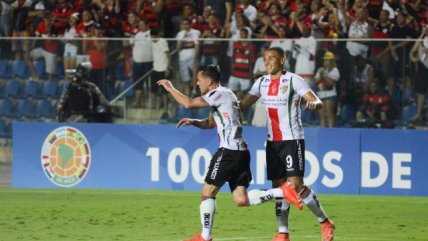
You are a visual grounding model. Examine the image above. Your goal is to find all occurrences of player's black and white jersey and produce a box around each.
[249,72,311,141]
[202,86,247,151]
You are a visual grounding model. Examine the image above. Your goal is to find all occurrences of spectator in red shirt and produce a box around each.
[200,14,224,66]
[51,0,73,35]
[121,11,139,78]
[371,9,394,87]
[95,0,121,37]
[258,2,288,39]
[356,80,395,128]
[76,8,95,37]
[28,13,59,80]
[163,0,182,37]
[137,0,163,29]
[228,27,255,100]
[82,22,107,90]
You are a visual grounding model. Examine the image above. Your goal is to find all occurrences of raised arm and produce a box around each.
[157,79,208,108]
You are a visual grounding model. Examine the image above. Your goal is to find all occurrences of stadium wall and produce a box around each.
[12,122,428,196]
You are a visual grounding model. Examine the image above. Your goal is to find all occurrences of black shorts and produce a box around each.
[266,139,305,180]
[205,148,252,192]
[132,61,153,90]
[415,62,428,95]
[151,70,167,93]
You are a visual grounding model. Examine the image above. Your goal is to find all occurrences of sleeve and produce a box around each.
[202,89,222,107]
[293,74,312,97]
[176,31,183,40]
[161,39,169,52]
[248,76,263,97]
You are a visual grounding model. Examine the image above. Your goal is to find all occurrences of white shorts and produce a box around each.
[64,43,78,57]
[179,58,193,83]
[228,76,251,92]
[30,48,56,74]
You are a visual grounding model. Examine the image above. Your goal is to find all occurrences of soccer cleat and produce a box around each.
[321,219,335,241]
[271,233,291,241]
[183,232,212,241]
[280,182,303,210]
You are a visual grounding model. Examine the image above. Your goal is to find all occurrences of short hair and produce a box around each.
[266,47,285,58]
[198,65,221,83]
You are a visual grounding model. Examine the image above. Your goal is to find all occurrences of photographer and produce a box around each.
[57,62,111,123]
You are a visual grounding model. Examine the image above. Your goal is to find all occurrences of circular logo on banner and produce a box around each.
[41,126,91,187]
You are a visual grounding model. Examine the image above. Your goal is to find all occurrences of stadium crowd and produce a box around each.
[0,0,427,129]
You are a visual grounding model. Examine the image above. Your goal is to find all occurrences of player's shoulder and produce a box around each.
[287,71,305,82]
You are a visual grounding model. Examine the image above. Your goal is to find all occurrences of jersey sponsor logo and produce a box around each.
[41,126,91,187]
[297,140,304,171]
[210,154,222,180]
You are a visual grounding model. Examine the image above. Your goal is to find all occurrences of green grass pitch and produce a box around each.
[0,188,427,241]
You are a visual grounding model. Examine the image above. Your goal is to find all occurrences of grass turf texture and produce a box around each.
[0,188,427,241]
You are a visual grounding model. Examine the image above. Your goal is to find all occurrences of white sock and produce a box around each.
[275,199,290,233]
[247,188,283,206]
[200,198,216,240]
[301,187,327,222]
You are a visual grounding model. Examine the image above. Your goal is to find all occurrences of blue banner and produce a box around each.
[12,122,428,196]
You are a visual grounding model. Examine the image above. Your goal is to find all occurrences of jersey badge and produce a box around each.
[281,85,288,94]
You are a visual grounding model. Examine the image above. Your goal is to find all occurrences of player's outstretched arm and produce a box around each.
[303,90,323,110]
[157,79,209,109]
[176,118,212,129]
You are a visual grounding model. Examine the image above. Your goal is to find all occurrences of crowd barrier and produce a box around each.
[12,122,428,196]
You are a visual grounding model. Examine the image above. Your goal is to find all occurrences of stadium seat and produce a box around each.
[1,60,14,78]
[35,99,55,119]
[0,98,13,117]
[41,80,58,99]
[33,59,46,79]
[22,80,40,98]
[12,60,30,79]
[1,79,21,98]
[14,99,35,118]
[0,60,7,78]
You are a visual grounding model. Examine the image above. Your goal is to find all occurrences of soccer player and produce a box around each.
[157,64,302,241]
[240,47,335,241]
